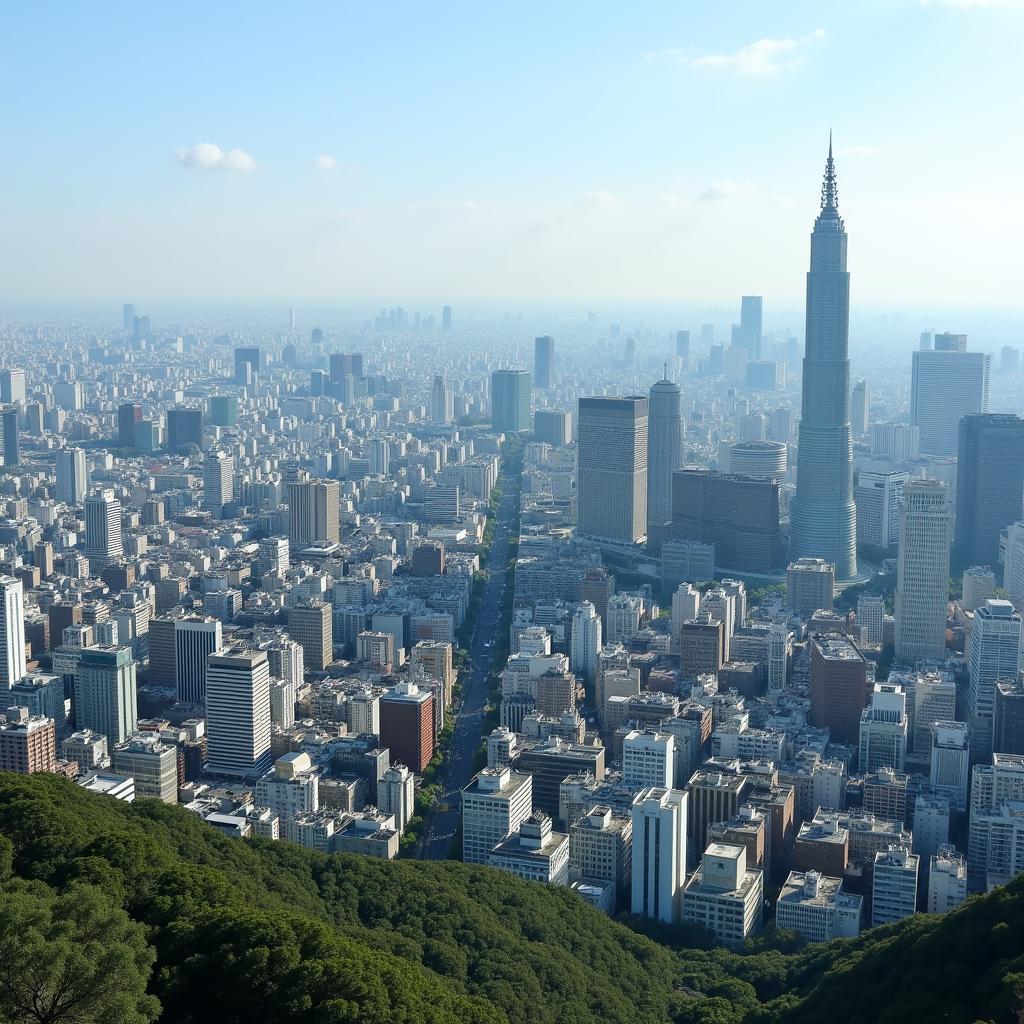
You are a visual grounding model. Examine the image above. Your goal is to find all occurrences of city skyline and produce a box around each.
[3,3,1024,312]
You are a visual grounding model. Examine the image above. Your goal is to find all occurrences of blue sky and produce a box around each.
[2,0,1023,310]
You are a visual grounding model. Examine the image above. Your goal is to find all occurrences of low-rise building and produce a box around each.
[487,812,570,884]
[682,842,764,947]
[775,870,862,943]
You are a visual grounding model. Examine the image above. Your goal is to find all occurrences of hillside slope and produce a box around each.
[0,773,680,1024]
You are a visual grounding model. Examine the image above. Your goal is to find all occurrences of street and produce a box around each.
[418,466,519,860]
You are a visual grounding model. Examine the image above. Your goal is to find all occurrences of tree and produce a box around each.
[0,884,159,1024]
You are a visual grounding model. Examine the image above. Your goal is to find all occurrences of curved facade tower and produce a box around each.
[647,376,682,532]
[789,139,858,581]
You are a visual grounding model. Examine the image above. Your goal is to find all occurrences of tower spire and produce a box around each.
[821,132,839,211]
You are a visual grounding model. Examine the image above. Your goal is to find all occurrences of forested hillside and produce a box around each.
[0,773,1021,1024]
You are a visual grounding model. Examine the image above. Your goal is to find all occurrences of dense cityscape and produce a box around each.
[3,5,1024,1024]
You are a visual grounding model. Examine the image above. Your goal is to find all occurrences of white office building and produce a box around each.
[570,601,602,685]
[968,599,1022,759]
[682,842,764,947]
[858,683,908,773]
[55,446,88,504]
[256,751,320,821]
[927,845,967,914]
[462,766,533,866]
[631,786,687,924]
[84,488,123,563]
[378,764,415,833]
[775,870,862,943]
[0,575,27,689]
[929,721,970,811]
[871,847,919,926]
[623,729,674,790]
[205,646,272,778]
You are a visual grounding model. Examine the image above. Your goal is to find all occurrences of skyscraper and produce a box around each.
[789,140,857,581]
[122,303,135,330]
[577,396,648,543]
[646,377,682,534]
[174,616,223,704]
[205,646,272,777]
[631,787,687,924]
[911,349,990,455]
[55,447,88,504]
[166,407,204,452]
[0,576,27,689]
[894,480,952,665]
[569,601,601,684]
[851,380,869,436]
[233,346,261,385]
[0,406,19,467]
[739,295,763,359]
[955,414,1024,568]
[289,600,333,671]
[74,646,138,744]
[676,330,690,367]
[84,489,123,565]
[117,403,141,447]
[202,451,234,519]
[441,305,452,332]
[491,369,532,433]
[534,335,555,390]
[429,376,452,424]
[287,480,340,547]
[968,599,1022,760]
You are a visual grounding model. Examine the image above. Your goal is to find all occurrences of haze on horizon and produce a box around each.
[2,1,1024,315]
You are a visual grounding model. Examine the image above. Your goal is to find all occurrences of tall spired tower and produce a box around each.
[789,138,858,581]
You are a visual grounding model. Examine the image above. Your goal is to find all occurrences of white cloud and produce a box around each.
[650,28,825,75]
[582,189,618,207]
[313,154,337,170]
[697,180,756,202]
[175,143,256,172]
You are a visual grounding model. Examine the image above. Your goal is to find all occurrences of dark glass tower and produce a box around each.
[790,139,858,581]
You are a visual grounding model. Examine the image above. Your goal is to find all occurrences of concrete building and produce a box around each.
[462,766,533,865]
[787,558,835,617]
[623,729,674,790]
[682,842,764,947]
[569,601,601,685]
[487,811,570,885]
[491,369,532,433]
[775,870,862,943]
[968,600,1022,759]
[894,479,951,665]
[380,680,435,773]
[111,732,178,803]
[289,600,333,672]
[963,566,997,613]
[858,683,908,773]
[577,396,648,544]
[74,645,138,745]
[929,721,970,811]
[809,633,871,745]
[631,787,688,924]
[377,764,415,833]
[0,712,56,774]
[204,646,272,778]
[0,575,27,689]
[174,616,222,704]
[569,805,632,910]
[928,845,967,914]
[855,469,907,551]
[871,847,919,927]
[256,751,321,822]
[83,489,123,566]
[287,479,340,547]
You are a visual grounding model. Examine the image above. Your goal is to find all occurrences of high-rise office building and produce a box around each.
[533,410,572,447]
[491,369,532,433]
[672,471,783,574]
[462,766,533,865]
[676,330,690,367]
[287,480,340,547]
[810,633,871,745]
[1004,522,1024,607]
[74,646,138,744]
[855,469,908,550]
[858,683,908,773]
[233,346,261,385]
[934,332,967,353]
[0,576,27,689]
[994,678,1024,757]
[894,480,952,664]
[737,295,763,359]
[166,407,204,452]
[790,141,857,581]
[380,680,435,772]
[871,848,919,927]
[289,600,333,671]
[534,335,555,390]
[208,395,238,427]
[968,599,1022,759]
[0,368,26,405]
[962,566,996,612]
[911,350,990,456]
[623,730,674,790]
[851,380,869,436]
[429,376,452,424]
[202,452,234,519]
[569,601,601,684]
[646,377,682,534]
[577,396,648,543]
[631,787,688,924]
[84,489,123,564]
[1,406,20,467]
[121,303,136,330]
[55,447,88,505]
[955,414,1024,567]
[328,352,363,383]
[175,616,223,704]
[205,646,272,778]
[441,305,452,331]
[117,403,141,447]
